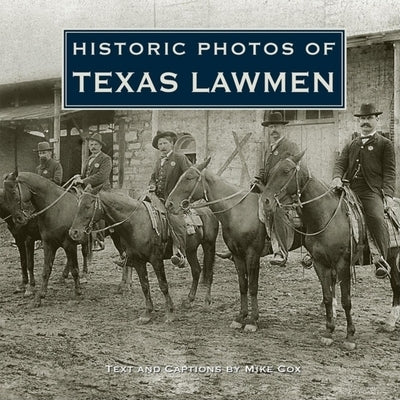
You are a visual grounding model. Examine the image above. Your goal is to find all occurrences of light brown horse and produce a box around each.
[69,187,219,323]
[166,157,269,332]
[261,151,400,349]
[3,172,93,307]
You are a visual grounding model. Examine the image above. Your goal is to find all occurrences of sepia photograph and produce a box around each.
[1,1,400,399]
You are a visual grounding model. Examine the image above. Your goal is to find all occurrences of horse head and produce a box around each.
[2,171,32,227]
[166,156,211,213]
[69,186,104,243]
[261,150,307,214]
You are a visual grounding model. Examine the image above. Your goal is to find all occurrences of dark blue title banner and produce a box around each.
[63,29,345,109]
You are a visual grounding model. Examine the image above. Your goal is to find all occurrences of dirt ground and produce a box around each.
[0,224,399,400]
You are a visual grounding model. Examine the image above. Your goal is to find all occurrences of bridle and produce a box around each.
[267,157,344,237]
[177,166,254,214]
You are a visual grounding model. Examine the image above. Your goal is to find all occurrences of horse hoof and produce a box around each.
[165,314,175,323]
[320,337,333,346]
[13,286,25,294]
[230,321,244,330]
[24,288,34,297]
[80,276,88,284]
[181,299,193,309]
[137,316,152,325]
[343,340,356,351]
[244,324,258,333]
[383,324,396,333]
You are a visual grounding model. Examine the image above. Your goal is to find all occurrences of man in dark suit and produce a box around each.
[75,133,112,190]
[256,112,300,266]
[331,103,396,279]
[74,133,112,250]
[148,131,192,268]
[35,141,63,185]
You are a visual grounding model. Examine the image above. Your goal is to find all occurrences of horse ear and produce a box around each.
[291,150,306,164]
[197,156,211,171]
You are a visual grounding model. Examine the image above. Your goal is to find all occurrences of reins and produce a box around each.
[271,158,343,237]
[81,192,141,234]
[179,166,253,214]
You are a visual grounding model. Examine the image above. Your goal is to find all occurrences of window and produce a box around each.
[305,110,334,120]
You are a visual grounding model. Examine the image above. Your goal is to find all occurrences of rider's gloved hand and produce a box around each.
[330,177,343,190]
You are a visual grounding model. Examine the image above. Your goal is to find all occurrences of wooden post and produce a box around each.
[53,83,61,161]
[394,41,400,196]
[81,114,89,174]
[118,119,126,188]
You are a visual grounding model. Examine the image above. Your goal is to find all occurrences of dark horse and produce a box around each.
[3,172,94,307]
[166,157,301,332]
[0,188,40,296]
[261,151,400,349]
[69,187,219,323]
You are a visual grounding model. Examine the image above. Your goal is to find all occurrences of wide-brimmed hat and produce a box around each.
[152,131,177,149]
[354,103,382,117]
[261,112,289,126]
[86,133,105,147]
[33,141,53,152]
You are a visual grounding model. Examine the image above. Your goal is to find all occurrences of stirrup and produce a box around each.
[373,256,391,279]
[301,254,313,269]
[270,254,287,266]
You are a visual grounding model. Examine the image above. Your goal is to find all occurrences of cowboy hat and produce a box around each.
[152,131,177,149]
[261,112,289,126]
[354,103,382,117]
[33,141,53,152]
[86,133,106,147]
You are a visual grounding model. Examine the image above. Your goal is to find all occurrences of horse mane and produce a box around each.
[202,168,244,193]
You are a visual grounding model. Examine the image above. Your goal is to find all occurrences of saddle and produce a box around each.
[142,193,204,241]
[342,186,400,265]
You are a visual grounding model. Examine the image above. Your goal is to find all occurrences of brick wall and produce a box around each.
[339,43,394,149]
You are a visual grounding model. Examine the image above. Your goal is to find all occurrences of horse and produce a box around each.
[260,151,400,349]
[165,157,303,332]
[68,187,219,323]
[2,172,95,307]
[0,188,40,296]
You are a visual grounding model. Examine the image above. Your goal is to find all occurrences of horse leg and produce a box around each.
[80,242,91,283]
[314,260,335,345]
[338,261,355,350]
[64,244,82,299]
[230,255,248,329]
[201,240,215,306]
[151,257,175,323]
[33,242,56,307]
[244,250,260,332]
[183,247,201,309]
[133,260,154,324]
[15,239,28,293]
[24,237,36,297]
[385,252,400,332]
[121,265,133,297]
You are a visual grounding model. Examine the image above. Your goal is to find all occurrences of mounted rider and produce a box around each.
[148,131,192,268]
[255,112,300,266]
[330,103,396,279]
[73,133,112,251]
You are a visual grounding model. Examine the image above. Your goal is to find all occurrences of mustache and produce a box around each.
[361,123,371,127]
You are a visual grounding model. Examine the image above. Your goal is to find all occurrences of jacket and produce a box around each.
[81,151,112,190]
[36,158,63,185]
[332,133,396,197]
[259,137,300,184]
[149,151,192,200]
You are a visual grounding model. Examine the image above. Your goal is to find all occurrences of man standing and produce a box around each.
[257,112,300,266]
[331,103,396,279]
[74,133,112,250]
[148,131,192,268]
[34,141,63,185]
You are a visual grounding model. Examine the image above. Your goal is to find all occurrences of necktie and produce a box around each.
[161,156,168,166]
